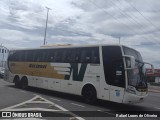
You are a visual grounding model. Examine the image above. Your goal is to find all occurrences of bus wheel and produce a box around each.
[21,77,28,89]
[83,86,97,104]
[14,76,20,88]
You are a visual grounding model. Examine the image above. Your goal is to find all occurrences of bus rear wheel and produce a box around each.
[83,86,97,104]
[21,77,28,89]
[14,76,21,88]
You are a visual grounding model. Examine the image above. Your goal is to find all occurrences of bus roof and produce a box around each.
[10,44,125,51]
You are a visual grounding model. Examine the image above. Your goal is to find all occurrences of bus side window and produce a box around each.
[12,51,19,61]
[20,51,27,61]
[24,51,28,62]
[41,51,46,62]
[54,50,63,62]
[17,51,22,61]
[8,51,14,61]
[34,50,42,62]
[73,49,81,63]
[43,50,48,62]
[27,50,35,62]
[80,48,91,63]
[91,47,100,64]
[80,49,85,63]
[14,51,23,61]
[48,50,55,62]
[63,49,72,63]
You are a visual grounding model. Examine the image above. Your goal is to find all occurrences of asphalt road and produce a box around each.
[0,79,160,120]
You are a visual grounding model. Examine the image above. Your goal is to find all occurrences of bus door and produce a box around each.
[102,46,125,103]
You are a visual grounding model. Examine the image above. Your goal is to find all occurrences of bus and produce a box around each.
[4,44,154,104]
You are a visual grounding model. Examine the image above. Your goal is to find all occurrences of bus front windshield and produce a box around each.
[123,47,147,90]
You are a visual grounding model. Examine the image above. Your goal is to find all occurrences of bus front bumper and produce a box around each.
[123,92,148,104]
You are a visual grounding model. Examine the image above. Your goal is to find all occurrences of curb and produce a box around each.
[148,85,160,93]
[148,89,160,93]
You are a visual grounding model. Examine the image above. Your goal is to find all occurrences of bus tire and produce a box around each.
[21,77,28,89]
[14,76,20,88]
[82,85,97,104]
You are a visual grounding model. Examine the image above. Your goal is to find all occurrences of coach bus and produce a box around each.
[4,44,154,104]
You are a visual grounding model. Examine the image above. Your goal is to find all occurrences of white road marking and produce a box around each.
[8,87,15,90]
[97,110,115,116]
[71,103,85,107]
[154,107,160,110]
[20,90,27,93]
[33,94,41,96]
[1,108,63,111]
[0,95,66,111]
[49,98,61,101]
[1,118,44,120]
[0,95,85,120]
[149,94,160,97]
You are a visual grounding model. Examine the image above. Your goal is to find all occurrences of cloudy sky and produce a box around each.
[0,0,160,68]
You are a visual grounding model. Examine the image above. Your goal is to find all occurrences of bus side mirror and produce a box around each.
[123,55,135,69]
[144,62,154,74]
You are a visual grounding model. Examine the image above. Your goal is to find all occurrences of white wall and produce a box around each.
[155,77,160,83]
[0,46,9,68]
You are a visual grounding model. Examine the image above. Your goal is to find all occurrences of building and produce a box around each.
[146,69,160,83]
[0,45,9,69]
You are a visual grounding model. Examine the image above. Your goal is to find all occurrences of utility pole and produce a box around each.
[44,7,51,45]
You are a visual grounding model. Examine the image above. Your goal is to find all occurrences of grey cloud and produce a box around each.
[0,0,160,67]
[71,0,117,12]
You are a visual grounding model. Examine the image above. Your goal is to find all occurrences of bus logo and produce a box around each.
[51,63,87,81]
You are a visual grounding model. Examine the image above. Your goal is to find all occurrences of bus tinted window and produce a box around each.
[26,50,35,62]
[72,49,81,63]
[34,50,44,62]
[80,47,100,63]
[8,51,17,61]
[63,49,72,63]
[62,47,99,63]
[54,50,63,62]
[8,47,100,63]
[91,47,100,63]
[46,50,54,62]
[9,51,22,61]
[20,50,27,61]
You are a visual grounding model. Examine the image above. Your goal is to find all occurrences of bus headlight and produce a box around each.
[126,86,136,94]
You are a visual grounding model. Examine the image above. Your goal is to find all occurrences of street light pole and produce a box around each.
[44,7,51,45]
